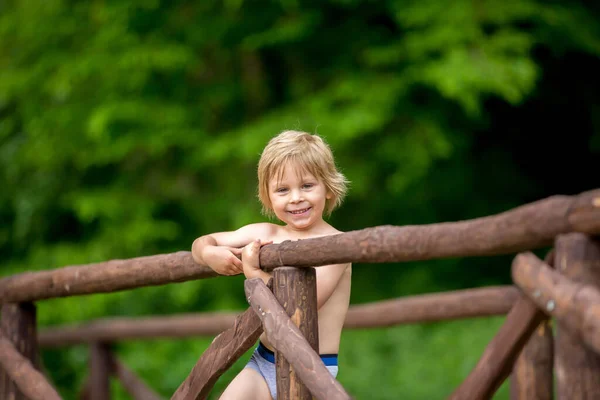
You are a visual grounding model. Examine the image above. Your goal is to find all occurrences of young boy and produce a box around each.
[191,130,352,400]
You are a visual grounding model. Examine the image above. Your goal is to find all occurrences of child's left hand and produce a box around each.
[241,239,272,280]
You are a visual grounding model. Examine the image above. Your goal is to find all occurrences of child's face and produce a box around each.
[268,162,331,231]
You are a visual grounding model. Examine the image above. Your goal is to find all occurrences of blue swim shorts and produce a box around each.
[245,342,339,400]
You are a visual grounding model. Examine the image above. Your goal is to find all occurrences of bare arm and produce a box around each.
[191,223,276,275]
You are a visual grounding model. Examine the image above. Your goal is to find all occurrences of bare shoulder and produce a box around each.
[236,222,281,239]
[208,222,281,248]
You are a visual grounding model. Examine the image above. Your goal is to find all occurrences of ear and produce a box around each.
[326,191,332,200]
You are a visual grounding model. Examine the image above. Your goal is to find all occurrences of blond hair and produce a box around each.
[257,130,349,218]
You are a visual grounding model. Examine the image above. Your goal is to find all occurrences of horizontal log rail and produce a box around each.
[0,189,598,304]
[0,332,62,400]
[38,286,518,347]
[245,278,352,400]
[343,285,518,328]
[512,251,600,354]
[39,312,239,347]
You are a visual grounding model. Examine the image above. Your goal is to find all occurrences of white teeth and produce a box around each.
[289,208,309,214]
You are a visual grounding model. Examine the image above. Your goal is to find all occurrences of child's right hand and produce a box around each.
[242,239,272,280]
[201,245,243,275]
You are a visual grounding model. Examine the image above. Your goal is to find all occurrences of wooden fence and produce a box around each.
[0,188,599,399]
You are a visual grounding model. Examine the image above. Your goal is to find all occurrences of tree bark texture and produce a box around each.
[90,342,111,400]
[273,267,319,400]
[449,295,547,400]
[509,250,555,400]
[0,331,61,400]
[245,278,351,400]
[38,286,518,347]
[1,189,599,304]
[171,279,273,400]
[39,312,238,347]
[511,251,600,355]
[0,251,216,304]
[259,189,600,270]
[0,302,41,400]
[509,319,554,400]
[344,285,518,328]
[109,354,163,400]
[553,234,600,400]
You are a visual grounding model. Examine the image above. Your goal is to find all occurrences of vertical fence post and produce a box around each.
[510,250,554,400]
[273,267,319,400]
[0,302,39,400]
[554,233,600,399]
[90,342,111,400]
[509,319,553,400]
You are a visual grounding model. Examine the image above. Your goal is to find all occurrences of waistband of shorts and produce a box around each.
[258,341,338,366]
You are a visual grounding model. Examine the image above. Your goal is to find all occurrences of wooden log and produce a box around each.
[39,312,239,347]
[171,280,273,400]
[245,278,351,400]
[0,251,216,304]
[273,267,319,400]
[553,234,600,400]
[0,302,41,399]
[449,295,546,400]
[259,189,600,270]
[90,342,111,400]
[109,354,162,400]
[2,189,599,304]
[0,331,61,400]
[344,285,518,328]
[38,286,518,347]
[511,251,600,355]
[510,250,555,400]
[510,320,554,400]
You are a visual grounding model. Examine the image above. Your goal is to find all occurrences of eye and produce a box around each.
[302,183,314,189]
[275,187,288,193]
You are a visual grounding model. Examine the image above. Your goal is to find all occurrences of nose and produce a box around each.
[290,189,303,203]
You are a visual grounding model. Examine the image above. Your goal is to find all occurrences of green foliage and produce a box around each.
[1,0,599,398]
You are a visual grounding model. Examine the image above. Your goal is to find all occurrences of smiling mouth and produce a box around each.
[288,207,311,215]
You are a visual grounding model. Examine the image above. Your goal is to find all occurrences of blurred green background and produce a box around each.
[1,0,599,398]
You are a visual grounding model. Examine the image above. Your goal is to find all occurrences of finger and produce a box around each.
[229,247,243,256]
[232,257,243,270]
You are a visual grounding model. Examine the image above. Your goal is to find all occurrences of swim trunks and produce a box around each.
[245,342,339,399]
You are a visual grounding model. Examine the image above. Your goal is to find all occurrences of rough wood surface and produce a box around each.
[90,342,111,400]
[38,286,518,347]
[553,234,600,400]
[510,320,554,400]
[344,285,518,328]
[0,251,217,304]
[0,302,40,400]
[449,294,546,400]
[273,267,319,400]
[245,278,351,400]
[510,250,555,400]
[511,250,600,355]
[2,189,599,304]
[0,331,61,400]
[259,189,600,270]
[109,354,163,400]
[171,280,273,400]
[39,312,238,347]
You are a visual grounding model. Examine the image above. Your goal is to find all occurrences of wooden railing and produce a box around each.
[0,188,599,399]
